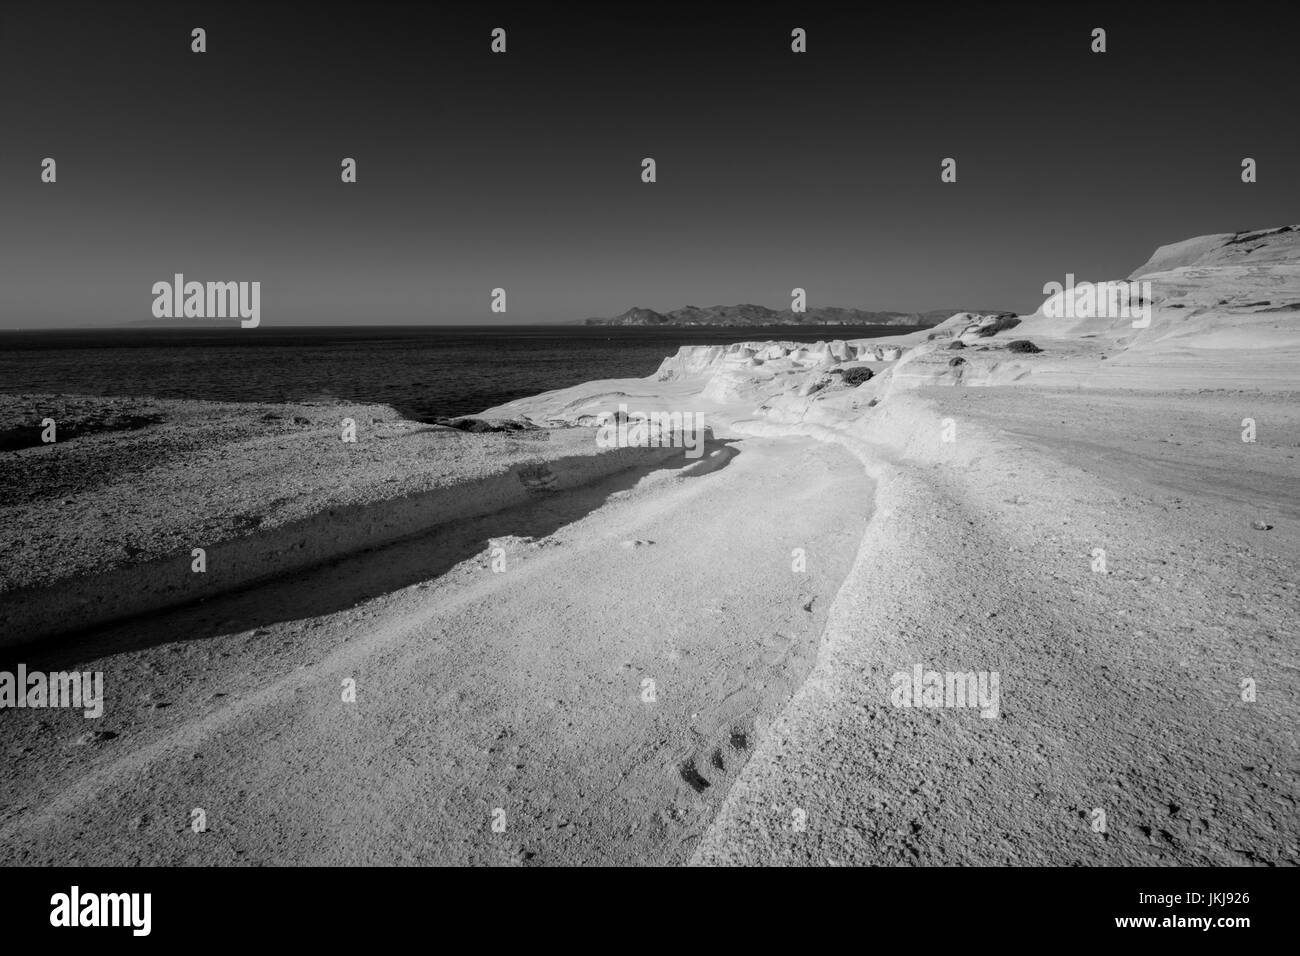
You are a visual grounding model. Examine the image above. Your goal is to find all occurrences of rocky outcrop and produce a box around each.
[1129,225,1298,278]
[496,224,1300,418]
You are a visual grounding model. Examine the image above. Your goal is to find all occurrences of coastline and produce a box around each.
[2,227,1297,864]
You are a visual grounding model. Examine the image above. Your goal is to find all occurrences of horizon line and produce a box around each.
[0,318,964,333]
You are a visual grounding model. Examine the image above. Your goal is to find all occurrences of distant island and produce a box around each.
[582,304,1003,327]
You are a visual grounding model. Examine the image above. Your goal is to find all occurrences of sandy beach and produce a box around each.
[1,227,1296,865]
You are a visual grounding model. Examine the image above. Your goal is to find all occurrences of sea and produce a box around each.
[0,325,920,422]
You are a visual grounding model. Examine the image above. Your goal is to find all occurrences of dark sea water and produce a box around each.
[0,325,920,421]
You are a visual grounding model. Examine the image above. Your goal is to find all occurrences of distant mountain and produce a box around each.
[582,304,998,328]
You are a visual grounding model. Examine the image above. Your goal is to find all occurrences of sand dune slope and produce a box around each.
[694,390,1297,865]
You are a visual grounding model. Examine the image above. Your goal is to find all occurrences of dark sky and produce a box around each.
[1,1,1296,328]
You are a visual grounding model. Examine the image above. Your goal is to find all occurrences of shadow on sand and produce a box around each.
[12,438,741,670]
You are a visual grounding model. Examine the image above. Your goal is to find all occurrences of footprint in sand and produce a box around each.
[677,723,753,795]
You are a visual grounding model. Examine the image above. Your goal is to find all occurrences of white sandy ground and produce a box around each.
[694,389,1298,865]
[1,226,1297,865]
[0,434,867,864]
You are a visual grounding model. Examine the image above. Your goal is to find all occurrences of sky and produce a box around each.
[0,1,1296,328]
